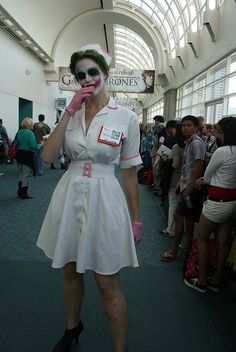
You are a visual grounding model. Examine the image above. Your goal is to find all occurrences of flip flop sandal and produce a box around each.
[159,229,169,234]
[161,251,177,262]
[178,244,188,252]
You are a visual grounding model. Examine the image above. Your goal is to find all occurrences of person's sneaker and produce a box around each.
[184,278,207,293]
[207,282,220,292]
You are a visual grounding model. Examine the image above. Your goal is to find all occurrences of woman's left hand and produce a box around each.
[195,177,205,188]
[132,221,142,245]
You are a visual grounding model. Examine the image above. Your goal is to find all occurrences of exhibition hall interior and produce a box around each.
[0,1,236,351]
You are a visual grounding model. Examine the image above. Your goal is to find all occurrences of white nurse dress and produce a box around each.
[36,98,142,275]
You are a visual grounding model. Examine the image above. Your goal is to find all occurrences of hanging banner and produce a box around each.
[113,97,137,110]
[106,69,155,93]
[58,67,80,91]
[58,67,155,93]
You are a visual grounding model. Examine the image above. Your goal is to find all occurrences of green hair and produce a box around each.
[69,49,109,80]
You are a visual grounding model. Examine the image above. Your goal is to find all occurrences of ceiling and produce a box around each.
[0,0,225,106]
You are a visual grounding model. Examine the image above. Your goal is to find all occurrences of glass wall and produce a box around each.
[176,52,236,122]
[114,0,224,59]
[147,99,164,123]
[114,25,155,69]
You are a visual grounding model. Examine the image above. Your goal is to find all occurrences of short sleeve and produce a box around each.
[120,113,142,169]
[172,144,180,158]
[191,140,205,160]
[29,131,39,150]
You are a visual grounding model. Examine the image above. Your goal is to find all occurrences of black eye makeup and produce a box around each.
[75,67,100,81]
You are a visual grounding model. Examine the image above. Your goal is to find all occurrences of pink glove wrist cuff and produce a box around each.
[132,221,142,246]
[132,221,142,226]
[65,107,75,117]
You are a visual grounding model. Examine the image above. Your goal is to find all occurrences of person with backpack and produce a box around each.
[161,115,206,262]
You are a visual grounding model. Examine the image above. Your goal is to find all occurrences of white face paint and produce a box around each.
[75,58,105,96]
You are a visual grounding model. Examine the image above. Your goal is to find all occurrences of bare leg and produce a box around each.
[211,220,233,285]
[172,212,185,253]
[185,214,194,249]
[197,214,217,285]
[64,262,84,329]
[94,272,127,352]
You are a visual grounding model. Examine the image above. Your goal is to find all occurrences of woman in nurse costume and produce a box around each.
[37,44,143,352]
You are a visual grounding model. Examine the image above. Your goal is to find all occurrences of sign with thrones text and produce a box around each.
[58,67,155,93]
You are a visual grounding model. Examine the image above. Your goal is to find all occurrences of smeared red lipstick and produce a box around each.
[95,79,101,87]
[85,79,101,89]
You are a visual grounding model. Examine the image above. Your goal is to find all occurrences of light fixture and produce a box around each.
[3,19,13,26]
[0,4,53,64]
[15,30,24,37]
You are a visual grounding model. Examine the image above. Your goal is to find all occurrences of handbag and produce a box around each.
[146,167,153,185]
[183,239,218,279]
[8,142,17,159]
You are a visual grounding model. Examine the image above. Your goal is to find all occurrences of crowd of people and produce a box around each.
[139,114,236,293]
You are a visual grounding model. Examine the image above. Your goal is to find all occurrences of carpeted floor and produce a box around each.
[0,162,235,351]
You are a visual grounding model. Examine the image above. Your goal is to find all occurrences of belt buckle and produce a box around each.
[83,162,92,177]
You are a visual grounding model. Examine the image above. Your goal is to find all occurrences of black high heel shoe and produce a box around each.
[52,320,84,352]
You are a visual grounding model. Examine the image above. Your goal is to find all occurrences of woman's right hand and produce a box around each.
[66,85,97,117]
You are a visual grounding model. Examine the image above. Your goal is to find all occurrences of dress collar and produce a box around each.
[78,98,119,134]
[107,98,118,110]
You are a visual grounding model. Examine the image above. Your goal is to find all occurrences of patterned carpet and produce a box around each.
[0,162,235,352]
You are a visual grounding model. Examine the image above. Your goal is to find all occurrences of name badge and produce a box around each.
[98,125,123,146]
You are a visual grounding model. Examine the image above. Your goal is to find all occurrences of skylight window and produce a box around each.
[114,0,224,67]
[114,25,155,69]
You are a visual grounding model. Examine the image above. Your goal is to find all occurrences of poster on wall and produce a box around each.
[58,67,155,93]
[56,97,67,109]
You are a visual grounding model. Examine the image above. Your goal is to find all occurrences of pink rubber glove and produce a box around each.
[132,221,142,246]
[66,82,99,117]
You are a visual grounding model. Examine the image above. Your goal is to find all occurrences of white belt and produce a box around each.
[68,161,115,178]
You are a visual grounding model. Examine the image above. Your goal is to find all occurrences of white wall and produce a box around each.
[0,0,101,56]
[0,29,59,138]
